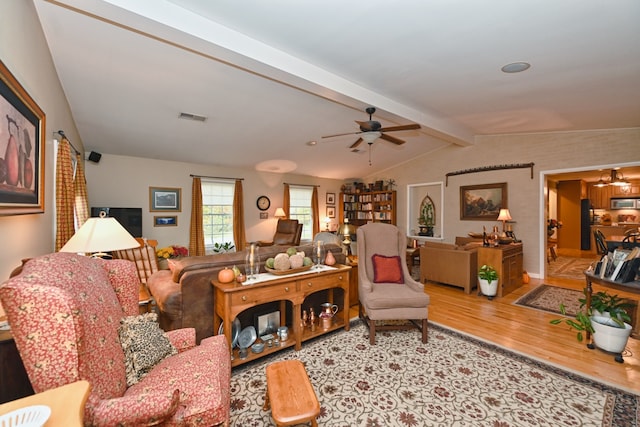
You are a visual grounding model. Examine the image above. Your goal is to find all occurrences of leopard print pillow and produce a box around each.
[118,312,177,386]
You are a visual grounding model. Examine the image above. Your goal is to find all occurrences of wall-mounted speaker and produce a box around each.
[88,151,102,163]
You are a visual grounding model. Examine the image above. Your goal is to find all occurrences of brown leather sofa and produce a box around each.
[148,242,344,342]
[419,238,482,294]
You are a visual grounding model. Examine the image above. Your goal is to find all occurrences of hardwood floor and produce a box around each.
[350,276,640,395]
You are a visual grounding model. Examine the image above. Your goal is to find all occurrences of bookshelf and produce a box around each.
[338,190,396,227]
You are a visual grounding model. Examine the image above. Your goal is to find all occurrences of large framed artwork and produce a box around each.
[149,187,181,212]
[0,61,45,216]
[460,182,507,220]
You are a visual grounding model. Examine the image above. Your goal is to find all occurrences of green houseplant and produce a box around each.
[478,264,498,299]
[551,290,633,362]
[213,242,235,253]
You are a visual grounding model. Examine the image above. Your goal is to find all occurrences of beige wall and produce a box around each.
[0,0,84,284]
[363,129,640,278]
[84,154,344,248]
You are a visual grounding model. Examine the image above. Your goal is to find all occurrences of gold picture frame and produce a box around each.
[460,182,507,220]
[0,60,45,215]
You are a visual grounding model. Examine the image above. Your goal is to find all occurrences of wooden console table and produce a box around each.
[0,380,90,426]
[212,265,350,367]
[477,244,523,298]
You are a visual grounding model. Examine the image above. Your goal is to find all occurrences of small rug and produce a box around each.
[548,256,598,280]
[230,320,638,426]
[514,284,584,317]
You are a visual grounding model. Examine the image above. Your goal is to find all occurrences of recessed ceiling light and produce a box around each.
[306,140,317,146]
[501,62,531,73]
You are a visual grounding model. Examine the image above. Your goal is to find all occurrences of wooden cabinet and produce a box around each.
[477,244,523,298]
[611,180,640,197]
[0,330,34,403]
[338,191,396,227]
[588,183,612,209]
[212,266,350,367]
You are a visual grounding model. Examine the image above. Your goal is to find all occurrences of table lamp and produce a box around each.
[497,208,512,233]
[323,216,331,231]
[336,219,355,255]
[274,208,286,219]
[60,212,140,258]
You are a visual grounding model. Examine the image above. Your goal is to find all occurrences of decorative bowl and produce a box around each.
[251,342,265,354]
[0,405,51,427]
[265,265,312,276]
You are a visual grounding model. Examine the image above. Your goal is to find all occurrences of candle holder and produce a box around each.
[245,242,260,280]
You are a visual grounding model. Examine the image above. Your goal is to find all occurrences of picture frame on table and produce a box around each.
[149,187,181,212]
[154,215,177,227]
[326,206,336,218]
[326,192,335,205]
[460,182,507,220]
[0,60,45,216]
[255,310,280,337]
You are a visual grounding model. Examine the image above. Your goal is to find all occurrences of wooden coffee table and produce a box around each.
[263,360,320,427]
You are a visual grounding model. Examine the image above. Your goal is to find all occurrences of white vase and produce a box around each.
[478,277,498,297]
[590,315,632,354]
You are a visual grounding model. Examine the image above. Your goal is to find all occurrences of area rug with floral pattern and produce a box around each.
[548,256,599,280]
[230,320,638,426]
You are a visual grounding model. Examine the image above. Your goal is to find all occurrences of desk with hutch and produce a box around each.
[212,265,350,367]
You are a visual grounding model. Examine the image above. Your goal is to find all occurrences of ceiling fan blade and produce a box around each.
[322,131,358,139]
[350,138,364,149]
[380,133,405,145]
[379,123,421,132]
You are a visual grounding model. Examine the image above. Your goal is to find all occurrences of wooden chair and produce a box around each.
[112,237,158,312]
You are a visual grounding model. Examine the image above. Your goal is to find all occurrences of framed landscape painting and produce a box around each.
[149,187,181,212]
[0,61,45,216]
[460,182,507,220]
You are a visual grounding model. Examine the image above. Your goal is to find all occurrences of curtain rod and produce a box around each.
[190,174,244,181]
[56,130,80,155]
[283,182,319,188]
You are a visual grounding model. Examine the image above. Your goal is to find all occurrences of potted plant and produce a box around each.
[213,242,235,253]
[478,264,498,299]
[551,290,633,362]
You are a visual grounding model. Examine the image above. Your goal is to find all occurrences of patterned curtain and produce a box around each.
[311,186,319,236]
[189,177,205,256]
[283,183,290,218]
[73,152,89,230]
[55,139,75,251]
[233,179,246,251]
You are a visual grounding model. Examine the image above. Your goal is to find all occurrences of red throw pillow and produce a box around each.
[372,254,404,284]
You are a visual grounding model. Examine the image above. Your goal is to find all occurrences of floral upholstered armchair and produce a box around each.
[0,252,230,426]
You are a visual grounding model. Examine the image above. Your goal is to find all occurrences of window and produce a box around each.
[202,180,235,252]
[289,186,313,241]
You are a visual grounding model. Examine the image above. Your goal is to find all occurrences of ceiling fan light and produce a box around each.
[361,131,381,144]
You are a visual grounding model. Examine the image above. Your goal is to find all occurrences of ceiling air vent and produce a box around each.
[178,112,207,122]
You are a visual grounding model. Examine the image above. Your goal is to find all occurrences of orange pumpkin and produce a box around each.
[218,268,235,283]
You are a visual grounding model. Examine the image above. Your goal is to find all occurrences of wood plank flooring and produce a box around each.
[350,275,640,395]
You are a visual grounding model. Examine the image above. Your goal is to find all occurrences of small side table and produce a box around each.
[0,380,90,426]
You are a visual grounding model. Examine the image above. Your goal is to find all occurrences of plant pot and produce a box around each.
[590,316,632,354]
[478,278,498,297]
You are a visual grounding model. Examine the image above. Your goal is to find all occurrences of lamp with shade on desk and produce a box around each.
[59,212,140,258]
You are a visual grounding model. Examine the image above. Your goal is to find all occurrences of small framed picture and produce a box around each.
[326,192,335,205]
[260,212,268,219]
[327,206,336,218]
[255,310,280,336]
[150,187,181,212]
[154,215,177,227]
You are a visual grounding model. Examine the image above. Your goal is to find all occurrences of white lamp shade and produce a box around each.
[60,217,139,254]
[497,209,512,221]
[274,208,286,218]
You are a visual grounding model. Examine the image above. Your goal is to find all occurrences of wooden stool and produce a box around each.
[263,360,320,427]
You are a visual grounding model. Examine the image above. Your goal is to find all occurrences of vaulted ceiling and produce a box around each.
[34,0,640,179]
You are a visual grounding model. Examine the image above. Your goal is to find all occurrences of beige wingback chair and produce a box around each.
[357,222,430,344]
